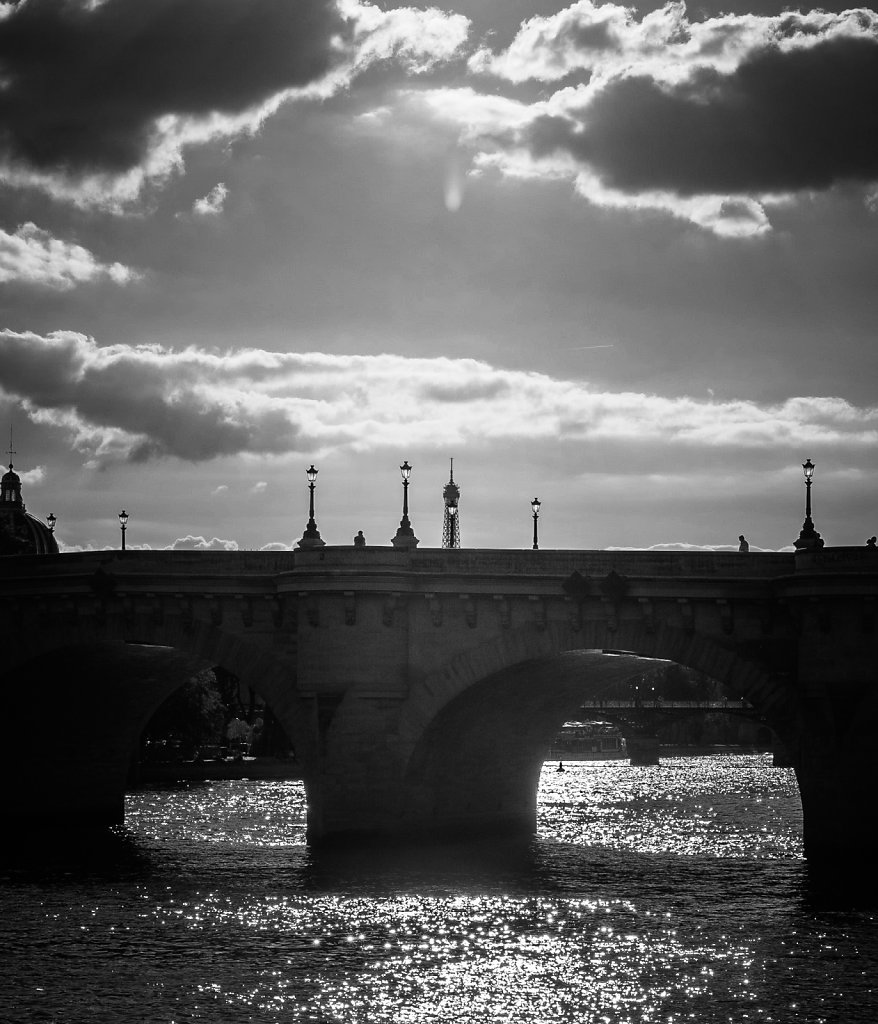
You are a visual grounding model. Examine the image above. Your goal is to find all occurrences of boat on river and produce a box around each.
[547,721,628,761]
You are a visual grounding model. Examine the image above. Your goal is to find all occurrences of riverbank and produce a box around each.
[132,745,772,786]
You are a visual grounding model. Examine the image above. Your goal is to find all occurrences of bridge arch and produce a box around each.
[355,620,806,840]
[394,619,799,767]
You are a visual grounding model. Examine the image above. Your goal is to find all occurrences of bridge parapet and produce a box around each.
[295,546,795,579]
[6,545,875,585]
[5,547,874,666]
[793,546,878,575]
[3,547,874,641]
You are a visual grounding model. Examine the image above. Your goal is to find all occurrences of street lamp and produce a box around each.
[118,509,129,551]
[296,464,326,549]
[793,458,824,551]
[46,513,56,533]
[391,460,419,548]
[531,497,541,550]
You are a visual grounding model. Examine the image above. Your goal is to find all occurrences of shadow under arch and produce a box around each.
[3,625,317,834]
[400,650,654,838]
[3,614,318,767]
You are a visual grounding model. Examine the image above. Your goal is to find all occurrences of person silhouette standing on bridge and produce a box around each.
[738,535,749,552]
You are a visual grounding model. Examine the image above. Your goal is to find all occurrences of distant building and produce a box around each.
[0,460,58,555]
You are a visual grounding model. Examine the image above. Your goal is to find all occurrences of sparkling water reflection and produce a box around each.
[2,755,876,1024]
[539,755,804,857]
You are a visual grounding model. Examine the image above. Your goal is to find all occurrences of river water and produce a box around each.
[2,754,876,1023]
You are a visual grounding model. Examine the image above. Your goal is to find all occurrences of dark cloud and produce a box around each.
[0,330,299,462]
[0,0,345,174]
[528,35,878,195]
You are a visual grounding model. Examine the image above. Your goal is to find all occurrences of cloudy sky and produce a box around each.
[1,0,876,554]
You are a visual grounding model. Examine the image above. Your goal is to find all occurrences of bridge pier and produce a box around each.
[795,742,878,880]
[307,757,540,845]
[626,731,661,766]
[307,650,653,843]
[3,642,208,835]
[790,615,878,885]
[304,690,546,844]
[772,739,794,768]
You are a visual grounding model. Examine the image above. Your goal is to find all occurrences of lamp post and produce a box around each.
[47,513,56,533]
[118,509,129,551]
[391,460,419,548]
[531,497,541,550]
[296,464,326,549]
[793,458,824,551]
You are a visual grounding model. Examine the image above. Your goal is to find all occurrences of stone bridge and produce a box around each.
[2,545,877,872]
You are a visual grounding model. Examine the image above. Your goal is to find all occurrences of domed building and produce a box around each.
[0,461,58,555]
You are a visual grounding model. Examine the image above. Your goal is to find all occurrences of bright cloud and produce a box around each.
[16,464,46,486]
[0,223,137,288]
[166,535,240,551]
[468,1,694,83]
[1,330,875,465]
[607,542,772,552]
[341,0,470,74]
[193,182,229,216]
[48,535,239,552]
[469,3,878,83]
